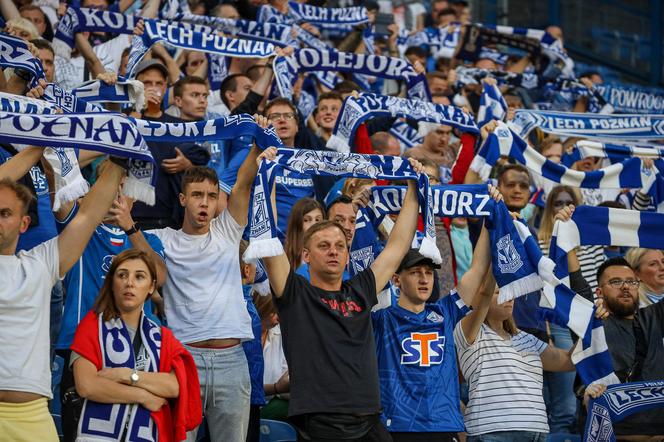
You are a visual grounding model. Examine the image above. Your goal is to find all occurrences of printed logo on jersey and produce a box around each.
[401,332,445,367]
[426,311,443,323]
[101,254,115,274]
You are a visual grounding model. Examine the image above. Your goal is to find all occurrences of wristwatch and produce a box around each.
[130,369,140,386]
[124,224,139,236]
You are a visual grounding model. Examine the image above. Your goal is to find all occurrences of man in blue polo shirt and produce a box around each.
[371,186,499,442]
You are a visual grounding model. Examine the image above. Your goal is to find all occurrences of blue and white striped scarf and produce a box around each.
[244,148,439,266]
[367,184,550,302]
[405,23,461,59]
[562,140,664,167]
[511,109,664,141]
[79,314,161,441]
[470,122,664,205]
[327,93,478,153]
[272,48,431,103]
[476,82,508,128]
[542,206,664,385]
[585,381,664,442]
[0,91,59,114]
[126,19,276,77]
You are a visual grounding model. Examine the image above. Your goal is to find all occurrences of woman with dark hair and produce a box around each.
[70,249,201,442]
[284,197,325,269]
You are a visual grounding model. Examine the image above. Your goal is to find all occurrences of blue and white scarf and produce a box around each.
[129,113,282,149]
[327,93,478,153]
[287,1,368,28]
[471,122,663,203]
[126,20,276,77]
[272,48,431,102]
[389,120,423,150]
[0,91,59,114]
[0,111,156,204]
[510,109,664,141]
[455,66,540,90]
[477,82,508,128]
[367,184,549,301]
[72,77,145,111]
[595,83,664,114]
[42,83,105,113]
[541,206,664,385]
[171,13,293,46]
[562,140,664,167]
[406,23,461,59]
[0,33,45,84]
[78,314,161,441]
[585,381,664,442]
[244,148,439,266]
[52,7,137,57]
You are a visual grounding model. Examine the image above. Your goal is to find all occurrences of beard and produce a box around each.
[605,294,638,317]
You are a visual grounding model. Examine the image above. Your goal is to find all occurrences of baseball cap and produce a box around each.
[133,59,169,79]
[396,249,441,273]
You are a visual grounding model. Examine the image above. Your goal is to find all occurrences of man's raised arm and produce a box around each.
[0,147,43,182]
[57,161,125,276]
[227,115,271,225]
[370,158,424,293]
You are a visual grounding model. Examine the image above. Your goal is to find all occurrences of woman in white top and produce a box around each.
[454,275,607,442]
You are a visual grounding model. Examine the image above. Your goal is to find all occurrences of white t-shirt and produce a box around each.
[263,325,288,386]
[0,238,59,397]
[149,210,252,344]
[454,322,549,435]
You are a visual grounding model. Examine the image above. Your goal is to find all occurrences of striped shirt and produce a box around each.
[539,240,604,292]
[453,323,549,435]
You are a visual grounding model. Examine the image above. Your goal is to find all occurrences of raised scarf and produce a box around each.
[327,93,478,153]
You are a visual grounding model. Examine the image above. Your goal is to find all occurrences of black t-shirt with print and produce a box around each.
[275,268,380,417]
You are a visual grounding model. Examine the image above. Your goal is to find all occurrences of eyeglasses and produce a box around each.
[268,112,296,121]
[603,279,640,289]
[553,199,574,208]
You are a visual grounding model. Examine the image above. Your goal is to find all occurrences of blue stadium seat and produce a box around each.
[259,419,297,442]
[547,433,581,442]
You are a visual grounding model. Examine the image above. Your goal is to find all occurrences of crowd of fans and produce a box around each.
[1,0,664,441]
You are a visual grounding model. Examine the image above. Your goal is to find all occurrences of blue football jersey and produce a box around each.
[274,166,314,239]
[56,203,165,351]
[372,290,470,432]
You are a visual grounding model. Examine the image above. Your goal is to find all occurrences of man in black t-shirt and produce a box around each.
[262,153,425,441]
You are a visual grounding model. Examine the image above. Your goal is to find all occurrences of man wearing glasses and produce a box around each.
[590,257,664,438]
[264,98,316,239]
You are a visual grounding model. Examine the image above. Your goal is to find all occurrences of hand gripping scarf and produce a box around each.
[77,314,161,441]
[52,7,138,58]
[470,122,664,211]
[368,184,549,301]
[71,77,146,112]
[327,93,478,153]
[585,381,664,442]
[0,111,156,205]
[126,19,275,77]
[243,148,439,265]
[541,206,664,386]
[272,48,432,103]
